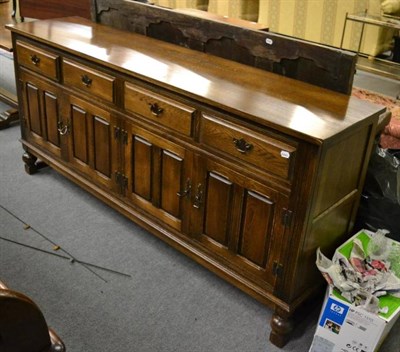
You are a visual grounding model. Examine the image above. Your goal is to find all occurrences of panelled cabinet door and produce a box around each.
[123,119,191,232]
[64,95,119,191]
[19,71,63,158]
[190,156,289,286]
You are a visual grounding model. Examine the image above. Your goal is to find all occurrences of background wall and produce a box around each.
[151,0,399,56]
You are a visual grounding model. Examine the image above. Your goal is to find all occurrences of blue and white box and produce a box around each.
[309,285,400,352]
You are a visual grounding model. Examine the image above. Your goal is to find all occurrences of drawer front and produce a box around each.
[63,59,115,103]
[16,41,59,80]
[124,82,195,137]
[200,114,296,180]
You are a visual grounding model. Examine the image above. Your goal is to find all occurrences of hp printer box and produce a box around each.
[309,231,400,352]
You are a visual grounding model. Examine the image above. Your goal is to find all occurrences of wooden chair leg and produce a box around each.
[0,108,19,130]
[0,280,65,352]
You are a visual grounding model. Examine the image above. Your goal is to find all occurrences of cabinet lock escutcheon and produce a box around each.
[233,137,253,154]
[114,127,128,145]
[57,121,70,135]
[193,183,203,209]
[115,171,128,194]
[148,103,164,117]
[114,171,122,184]
[30,54,40,66]
[272,261,283,277]
[177,178,192,198]
[121,130,128,145]
[81,74,93,87]
[114,126,121,140]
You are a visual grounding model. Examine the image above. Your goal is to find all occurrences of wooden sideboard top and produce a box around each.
[7,17,385,144]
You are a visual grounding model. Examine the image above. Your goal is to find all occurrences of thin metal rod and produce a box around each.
[0,204,131,280]
[0,236,131,278]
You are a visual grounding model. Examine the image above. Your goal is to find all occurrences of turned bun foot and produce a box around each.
[269,308,294,348]
[22,152,38,174]
[22,152,47,175]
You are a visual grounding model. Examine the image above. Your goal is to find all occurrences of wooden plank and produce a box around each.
[19,0,91,20]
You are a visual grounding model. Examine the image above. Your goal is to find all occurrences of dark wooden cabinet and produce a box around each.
[7,17,386,348]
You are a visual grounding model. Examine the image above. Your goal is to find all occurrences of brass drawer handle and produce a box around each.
[30,54,40,66]
[233,138,253,153]
[149,103,164,117]
[57,121,70,135]
[81,74,93,87]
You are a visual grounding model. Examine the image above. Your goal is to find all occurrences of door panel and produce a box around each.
[66,95,117,190]
[26,83,42,135]
[43,91,60,148]
[239,190,274,267]
[124,121,188,231]
[93,116,111,178]
[203,172,233,247]
[161,150,183,219]
[193,157,287,285]
[133,136,153,201]
[20,71,62,158]
[71,105,88,164]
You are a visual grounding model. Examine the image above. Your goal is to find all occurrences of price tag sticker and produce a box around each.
[280,150,290,159]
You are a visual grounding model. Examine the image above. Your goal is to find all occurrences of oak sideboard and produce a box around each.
[7,17,385,347]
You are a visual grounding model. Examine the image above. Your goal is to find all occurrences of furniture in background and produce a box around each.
[7,13,385,347]
[341,11,400,54]
[16,0,92,20]
[0,279,65,352]
[341,10,400,76]
[0,0,18,129]
[147,0,399,58]
[1,0,92,129]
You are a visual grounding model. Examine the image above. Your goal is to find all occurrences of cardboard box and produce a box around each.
[309,231,400,352]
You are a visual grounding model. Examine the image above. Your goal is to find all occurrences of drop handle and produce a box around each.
[233,138,253,153]
[81,74,92,87]
[149,103,164,117]
[30,54,40,66]
[177,179,191,198]
[57,121,70,135]
[193,183,203,209]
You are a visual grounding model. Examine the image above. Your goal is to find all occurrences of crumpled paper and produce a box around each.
[316,229,400,314]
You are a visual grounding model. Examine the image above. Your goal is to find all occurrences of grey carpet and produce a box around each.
[1,111,399,351]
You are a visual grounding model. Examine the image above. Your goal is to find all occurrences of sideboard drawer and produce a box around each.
[16,41,59,80]
[200,114,296,180]
[63,59,116,103]
[124,82,195,137]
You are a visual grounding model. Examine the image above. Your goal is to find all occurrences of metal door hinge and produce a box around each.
[121,130,128,145]
[114,126,121,140]
[115,171,128,195]
[114,127,128,145]
[282,209,293,227]
[272,261,283,277]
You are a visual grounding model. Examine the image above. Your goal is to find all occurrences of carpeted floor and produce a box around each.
[1,96,400,351]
